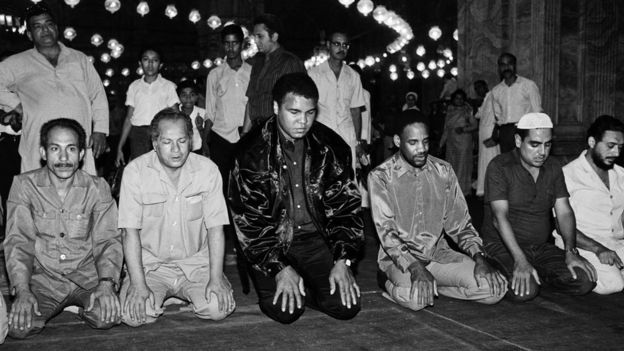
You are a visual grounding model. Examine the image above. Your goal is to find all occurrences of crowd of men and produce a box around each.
[1,1,624,344]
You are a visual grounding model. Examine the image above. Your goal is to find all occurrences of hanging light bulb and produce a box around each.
[442,48,453,58]
[107,38,119,50]
[136,1,150,17]
[165,5,177,19]
[436,69,445,78]
[64,0,80,8]
[364,56,375,67]
[375,57,380,63]
[372,5,388,23]
[356,0,374,16]
[357,59,366,69]
[188,9,201,24]
[401,56,407,63]
[104,0,121,14]
[422,70,430,79]
[428,60,436,70]
[214,58,224,66]
[451,67,458,76]
[338,0,355,7]
[63,27,76,41]
[102,79,110,87]
[428,26,442,41]
[111,44,124,59]
[105,68,114,77]
[91,33,103,47]
[437,59,445,68]
[203,59,212,68]
[30,0,42,3]
[389,72,398,81]
[382,53,388,58]
[191,61,200,70]
[416,62,425,72]
[415,45,425,56]
[100,53,111,63]
[453,29,459,41]
[86,56,94,64]
[207,15,222,30]
[406,70,415,80]
[389,64,397,73]
[136,67,144,75]
[121,68,130,77]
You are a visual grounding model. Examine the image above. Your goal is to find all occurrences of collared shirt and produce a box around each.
[491,75,542,124]
[368,153,484,273]
[482,149,569,247]
[118,151,229,282]
[0,42,109,173]
[279,133,316,235]
[180,105,205,151]
[246,47,305,122]
[308,61,365,147]
[4,168,122,301]
[205,61,251,143]
[559,151,624,249]
[126,74,180,126]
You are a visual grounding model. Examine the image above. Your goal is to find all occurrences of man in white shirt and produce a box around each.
[308,30,366,168]
[555,115,624,294]
[490,53,542,152]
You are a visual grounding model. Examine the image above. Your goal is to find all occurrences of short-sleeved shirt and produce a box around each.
[125,74,180,126]
[490,75,542,125]
[118,151,229,282]
[482,149,569,247]
[180,105,205,151]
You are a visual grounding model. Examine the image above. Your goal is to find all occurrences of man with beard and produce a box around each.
[482,113,596,302]
[308,30,366,170]
[490,53,542,153]
[553,115,624,294]
[368,110,507,311]
[4,118,122,338]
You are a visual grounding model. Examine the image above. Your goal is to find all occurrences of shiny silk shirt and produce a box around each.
[4,168,122,301]
[205,61,251,143]
[0,43,109,174]
[245,47,305,123]
[118,151,229,282]
[368,153,484,274]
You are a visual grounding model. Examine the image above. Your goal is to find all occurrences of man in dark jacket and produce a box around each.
[229,72,364,324]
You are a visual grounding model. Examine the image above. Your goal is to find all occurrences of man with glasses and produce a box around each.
[308,30,366,169]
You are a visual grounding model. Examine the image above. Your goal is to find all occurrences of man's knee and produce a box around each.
[568,267,596,295]
[594,274,624,295]
[504,278,540,302]
[383,280,427,312]
[316,294,361,320]
[7,320,44,339]
[258,298,304,324]
[193,295,234,321]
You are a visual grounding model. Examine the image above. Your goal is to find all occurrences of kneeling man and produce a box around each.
[368,111,507,311]
[229,73,364,324]
[118,108,234,326]
[5,118,122,338]
[554,115,624,294]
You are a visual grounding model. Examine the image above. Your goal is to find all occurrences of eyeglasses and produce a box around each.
[330,41,350,49]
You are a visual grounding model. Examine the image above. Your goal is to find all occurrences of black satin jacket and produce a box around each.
[229,117,364,277]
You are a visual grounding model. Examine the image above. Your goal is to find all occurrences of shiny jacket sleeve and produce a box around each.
[229,158,290,277]
[91,178,123,283]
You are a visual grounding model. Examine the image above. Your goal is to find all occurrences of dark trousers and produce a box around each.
[252,234,361,324]
[485,242,595,302]
[129,125,152,160]
[0,133,20,226]
[8,281,119,339]
[208,131,238,189]
[498,123,517,153]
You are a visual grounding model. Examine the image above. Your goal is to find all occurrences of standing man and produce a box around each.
[5,118,122,339]
[482,113,596,302]
[0,3,109,174]
[118,108,234,327]
[242,14,305,133]
[369,110,506,311]
[308,30,366,169]
[555,115,624,294]
[230,73,364,324]
[490,53,542,152]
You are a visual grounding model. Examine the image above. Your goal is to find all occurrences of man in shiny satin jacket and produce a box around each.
[229,72,364,324]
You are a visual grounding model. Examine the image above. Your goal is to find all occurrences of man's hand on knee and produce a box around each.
[273,266,305,314]
[88,280,121,324]
[123,282,154,324]
[473,254,508,297]
[565,250,597,282]
[408,261,437,307]
[512,258,541,296]
[329,260,360,309]
[9,288,41,331]
[205,273,235,314]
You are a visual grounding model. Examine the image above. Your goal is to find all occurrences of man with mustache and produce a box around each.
[553,115,624,294]
[482,113,596,302]
[230,73,364,324]
[308,30,366,170]
[490,53,542,153]
[0,2,109,174]
[4,118,122,339]
[368,110,507,311]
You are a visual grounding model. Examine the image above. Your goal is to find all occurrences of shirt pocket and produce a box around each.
[34,210,57,235]
[185,194,203,221]
[67,211,90,239]
[143,193,168,217]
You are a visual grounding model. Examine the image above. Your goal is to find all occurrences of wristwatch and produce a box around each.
[99,277,119,291]
[566,247,580,255]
